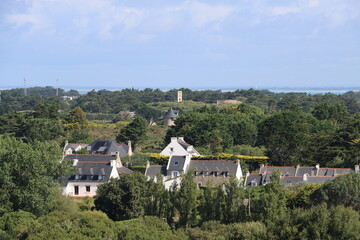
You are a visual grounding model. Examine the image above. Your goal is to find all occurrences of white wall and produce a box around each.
[63,182,102,197]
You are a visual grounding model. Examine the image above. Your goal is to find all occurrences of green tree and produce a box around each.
[64,107,89,142]
[311,173,360,212]
[176,171,199,228]
[94,172,147,221]
[223,176,245,223]
[0,136,71,216]
[117,115,147,148]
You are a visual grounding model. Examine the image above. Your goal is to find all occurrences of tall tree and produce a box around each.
[94,172,147,221]
[223,176,245,223]
[116,116,147,148]
[0,136,70,216]
[176,171,199,228]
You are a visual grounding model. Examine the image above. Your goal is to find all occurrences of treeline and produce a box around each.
[2,87,360,117]
[168,104,360,168]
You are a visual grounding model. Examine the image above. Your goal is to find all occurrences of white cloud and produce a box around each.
[187,2,235,27]
[270,7,301,16]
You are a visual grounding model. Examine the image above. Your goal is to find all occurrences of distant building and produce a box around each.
[244,164,358,187]
[87,139,133,157]
[177,91,183,102]
[216,100,242,105]
[163,108,179,127]
[62,152,132,197]
[145,155,243,190]
[64,141,89,155]
[160,137,201,157]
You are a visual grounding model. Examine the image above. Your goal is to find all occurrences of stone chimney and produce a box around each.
[73,159,78,166]
[171,137,177,142]
[259,164,265,174]
[315,164,320,176]
[127,141,133,157]
[115,151,122,168]
[178,137,184,141]
[355,165,359,173]
[295,165,300,176]
[110,160,116,167]
[303,173,308,182]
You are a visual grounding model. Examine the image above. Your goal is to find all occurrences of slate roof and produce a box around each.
[189,160,238,175]
[145,166,167,177]
[259,166,297,176]
[89,140,122,155]
[177,138,191,149]
[64,154,116,162]
[117,144,129,157]
[168,156,187,171]
[62,161,113,186]
[118,167,133,175]
[65,143,88,153]
[244,174,264,187]
[281,176,335,186]
[164,108,178,118]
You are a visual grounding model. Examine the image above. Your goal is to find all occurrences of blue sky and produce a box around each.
[0,0,359,90]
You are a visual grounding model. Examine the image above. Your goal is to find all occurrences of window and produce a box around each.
[197,183,202,189]
[251,180,258,186]
[74,186,79,195]
[86,186,91,192]
[172,171,179,178]
[213,171,218,177]
[224,172,229,177]
[99,175,103,180]
[174,161,179,166]
[203,171,207,177]
[170,147,174,152]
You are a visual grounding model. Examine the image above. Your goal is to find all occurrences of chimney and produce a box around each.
[73,159,78,166]
[115,151,122,168]
[295,165,300,176]
[355,165,359,173]
[178,137,184,141]
[303,174,308,182]
[110,160,116,167]
[315,164,320,176]
[171,137,177,142]
[246,171,250,177]
[127,141,133,157]
[260,164,265,174]
[146,161,151,169]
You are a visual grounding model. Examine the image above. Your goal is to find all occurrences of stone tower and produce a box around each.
[177,91,183,102]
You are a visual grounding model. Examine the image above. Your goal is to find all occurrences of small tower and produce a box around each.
[177,91,183,102]
[163,108,178,127]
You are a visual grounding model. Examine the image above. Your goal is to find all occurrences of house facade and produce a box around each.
[62,152,132,197]
[160,137,201,157]
[145,154,243,190]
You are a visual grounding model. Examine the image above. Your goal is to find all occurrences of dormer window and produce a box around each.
[75,175,80,180]
[251,180,258,186]
[224,171,229,177]
[214,171,218,177]
[203,171,207,177]
[172,171,179,178]
[99,175,103,180]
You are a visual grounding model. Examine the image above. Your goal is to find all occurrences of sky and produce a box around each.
[0,0,359,90]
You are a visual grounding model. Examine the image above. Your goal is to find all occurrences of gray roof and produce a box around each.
[189,160,238,175]
[65,143,88,152]
[177,138,191,149]
[62,161,113,186]
[118,167,133,175]
[89,140,122,155]
[168,156,187,171]
[259,166,296,176]
[281,176,335,186]
[296,167,316,176]
[244,174,264,187]
[64,154,116,162]
[117,144,129,157]
[145,166,167,177]
[164,109,178,119]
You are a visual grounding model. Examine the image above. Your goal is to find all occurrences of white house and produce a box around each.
[62,152,132,197]
[160,137,201,157]
[145,154,243,190]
